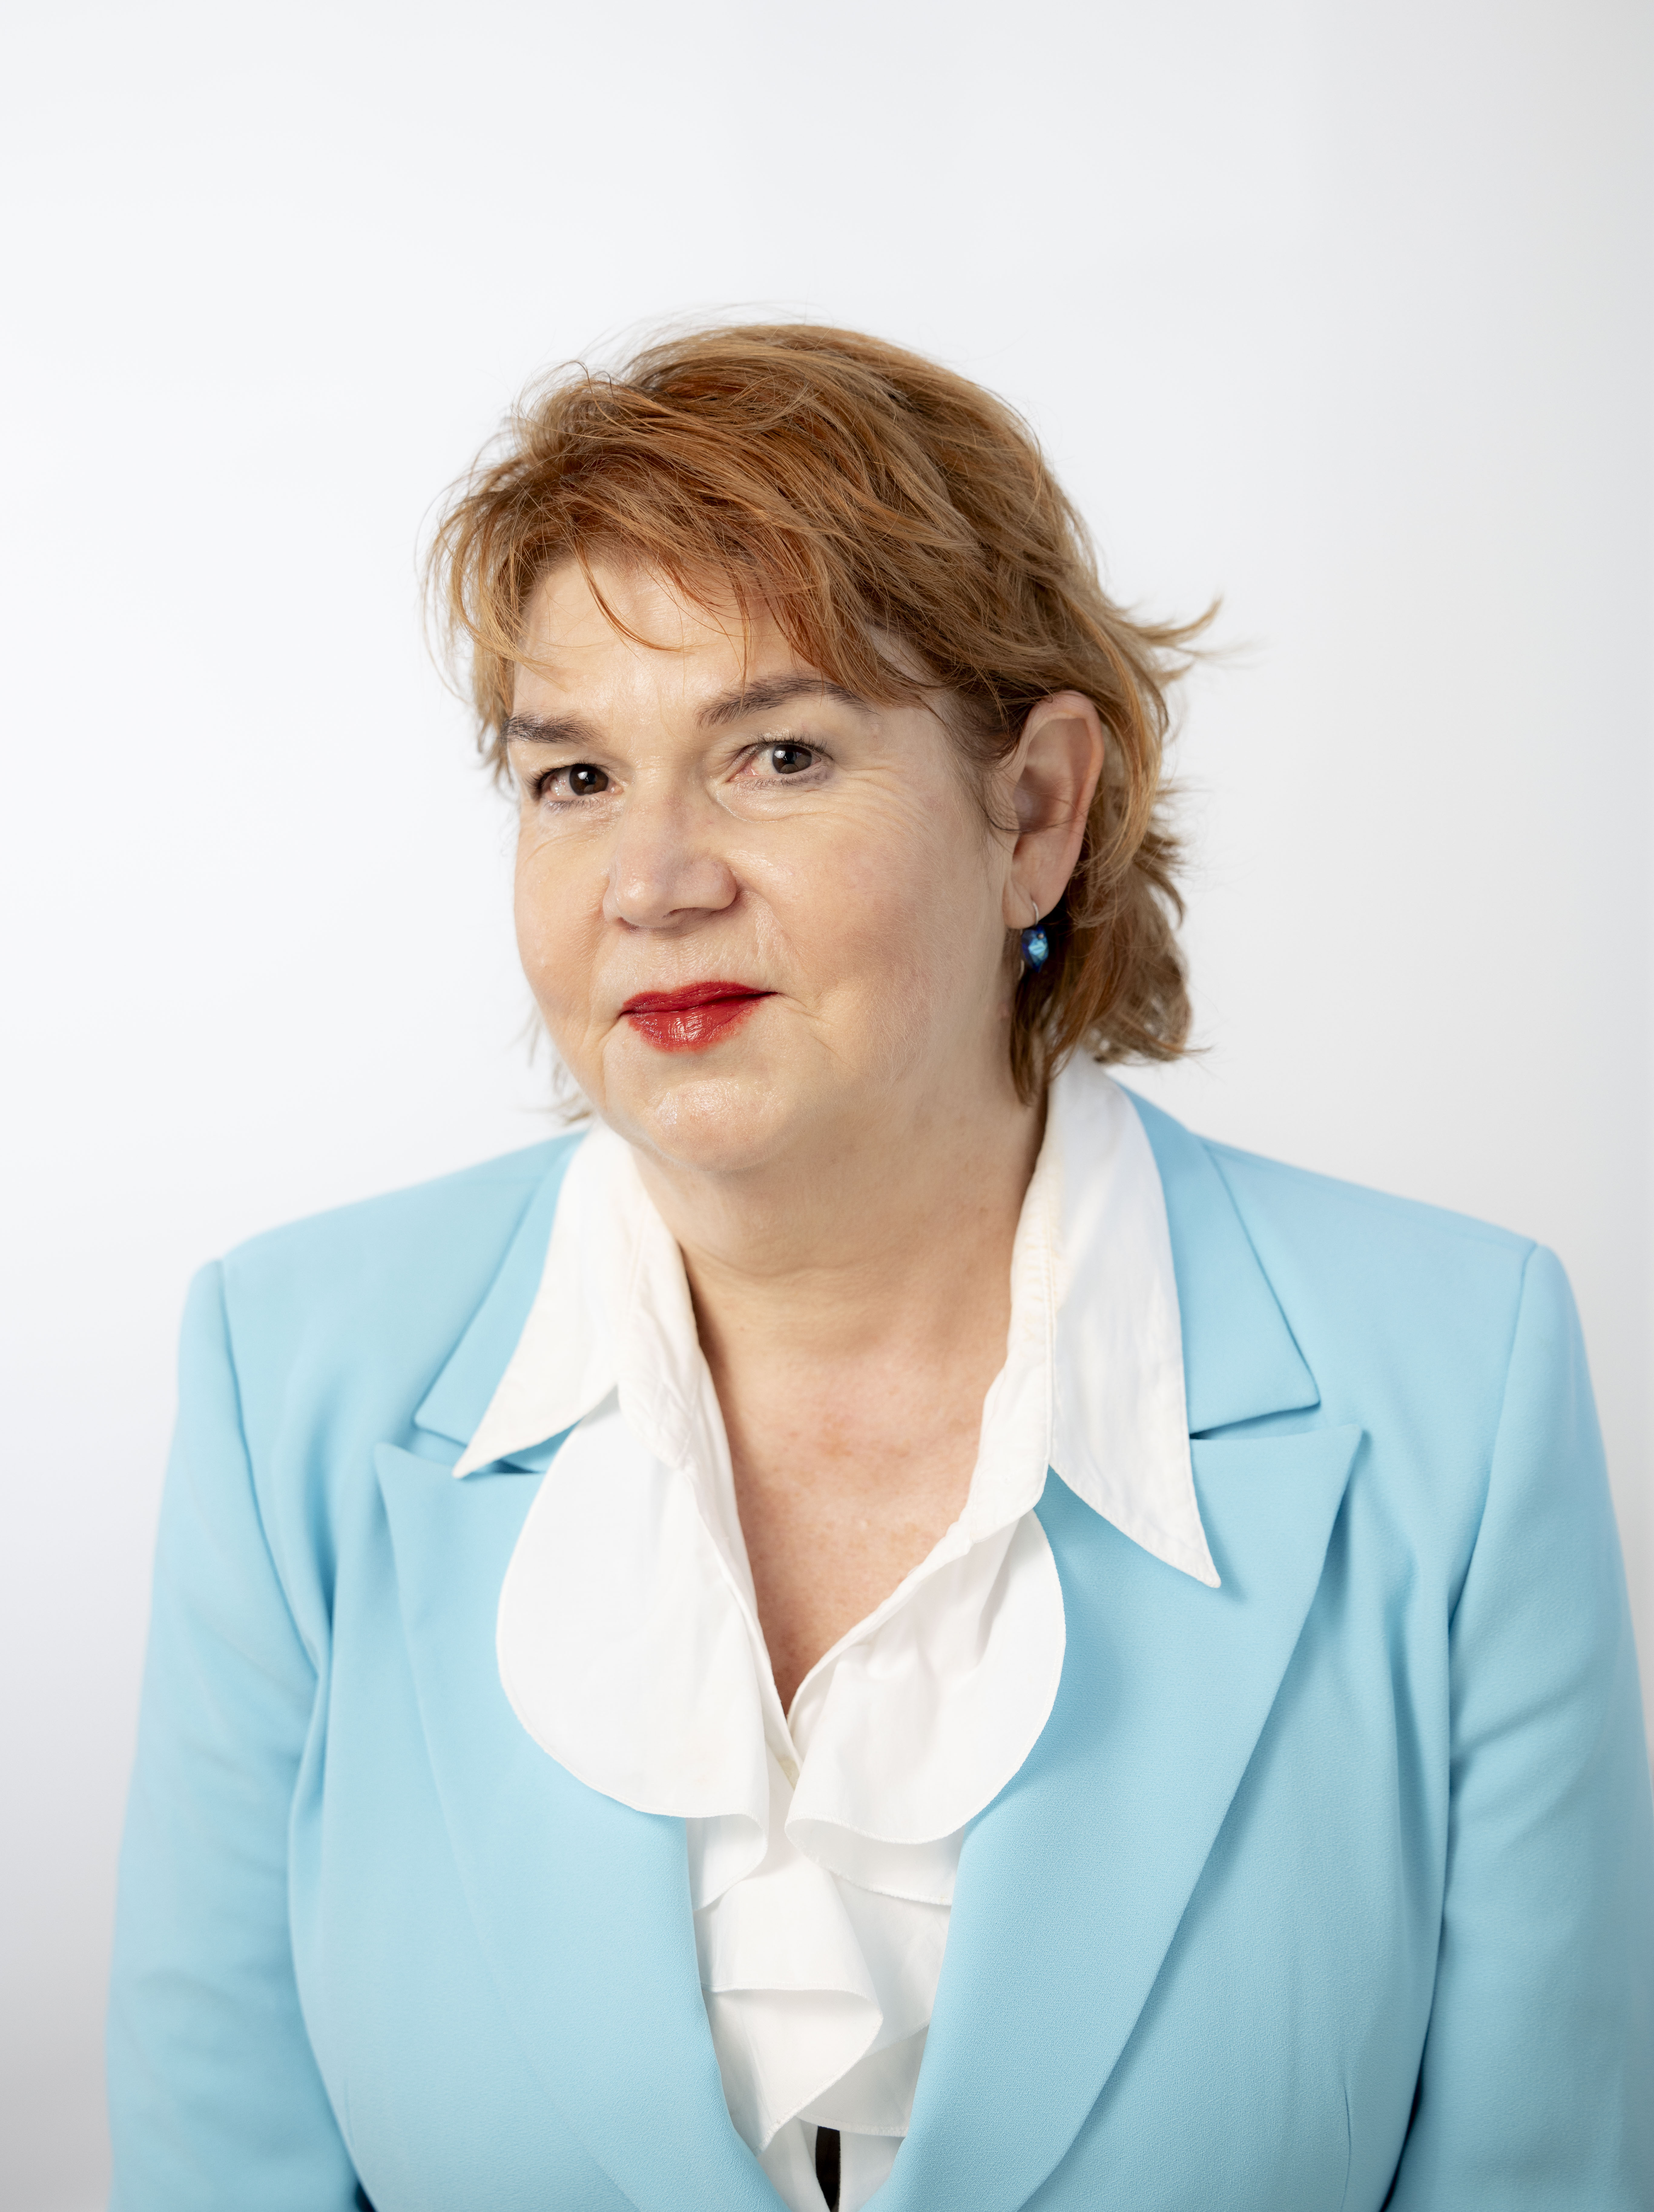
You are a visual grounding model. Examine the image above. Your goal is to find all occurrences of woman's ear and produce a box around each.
[1001,691,1105,928]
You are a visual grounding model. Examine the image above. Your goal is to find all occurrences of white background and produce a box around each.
[2,2,1649,2203]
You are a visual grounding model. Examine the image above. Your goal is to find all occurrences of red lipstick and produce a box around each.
[621,981,772,1052]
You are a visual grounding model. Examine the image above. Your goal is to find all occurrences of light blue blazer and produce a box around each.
[108,1098,1654,2210]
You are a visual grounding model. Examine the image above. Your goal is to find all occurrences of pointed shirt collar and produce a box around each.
[453,1058,1218,1590]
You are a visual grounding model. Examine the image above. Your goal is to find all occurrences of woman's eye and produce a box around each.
[551,763,610,798]
[764,743,816,776]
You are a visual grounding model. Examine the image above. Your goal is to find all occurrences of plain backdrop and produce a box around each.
[2,1,1649,2203]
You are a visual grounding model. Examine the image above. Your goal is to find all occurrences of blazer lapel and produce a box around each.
[374,1450,779,2212]
[1127,1088,1320,1434]
[374,1136,779,2212]
[881,1097,1358,2212]
[410,1146,572,1458]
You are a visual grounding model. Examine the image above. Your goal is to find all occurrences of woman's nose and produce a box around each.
[601,791,739,930]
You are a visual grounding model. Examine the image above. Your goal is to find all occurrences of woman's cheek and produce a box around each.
[827,861,991,1076]
[514,855,596,1056]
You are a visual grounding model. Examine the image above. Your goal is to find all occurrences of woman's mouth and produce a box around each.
[621,982,773,1053]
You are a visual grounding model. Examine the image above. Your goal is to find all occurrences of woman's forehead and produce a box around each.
[524,556,771,651]
[512,558,925,736]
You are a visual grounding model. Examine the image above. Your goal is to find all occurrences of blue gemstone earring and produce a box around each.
[1020,924,1050,970]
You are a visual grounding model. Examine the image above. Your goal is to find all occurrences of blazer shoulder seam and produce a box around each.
[1446,1240,1542,1629]
[205,1258,319,1681]
[1201,1137,1536,1256]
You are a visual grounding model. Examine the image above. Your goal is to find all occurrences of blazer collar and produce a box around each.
[410,1141,576,1464]
[428,1065,1238,1585]
[413,1083,1319,1463]
[1125,1087,1319,1432]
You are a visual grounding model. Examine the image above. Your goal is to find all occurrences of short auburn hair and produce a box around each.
[430,323,1206,1100]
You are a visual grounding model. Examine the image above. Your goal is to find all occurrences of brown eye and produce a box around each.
[564,763,610,796]
[767,744,815,775]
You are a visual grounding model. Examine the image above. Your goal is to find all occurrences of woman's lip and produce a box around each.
[621,981,769,1014]
[621,983,773,1054]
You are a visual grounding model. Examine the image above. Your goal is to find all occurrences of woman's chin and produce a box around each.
[601,1064,804,1177]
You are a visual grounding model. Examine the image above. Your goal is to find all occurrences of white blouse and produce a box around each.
[454,1058,1218,2212]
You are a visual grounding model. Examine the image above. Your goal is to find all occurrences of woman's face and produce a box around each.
[509,559,1025,1178]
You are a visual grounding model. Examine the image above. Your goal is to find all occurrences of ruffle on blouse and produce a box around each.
[496,1379,1066,2202]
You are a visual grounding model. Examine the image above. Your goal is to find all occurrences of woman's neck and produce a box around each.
[637,1078,1044,1706]
[634,1081,1044,1377]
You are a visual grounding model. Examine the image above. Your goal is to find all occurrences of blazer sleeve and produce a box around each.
[1387,1244,1654,2207]
[107,1262,359,2211]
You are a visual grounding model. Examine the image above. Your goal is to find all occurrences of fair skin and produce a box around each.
[509,560,1104,1711]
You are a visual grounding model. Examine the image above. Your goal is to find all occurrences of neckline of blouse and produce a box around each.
[456,1057,1218,1606]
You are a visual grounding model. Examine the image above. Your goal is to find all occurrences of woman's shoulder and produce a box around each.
[1127,1089,1549,1432]
[1201,1127,1541,1341]
[1132,1107,1608,1615]
[1202,1131,1532,1262]
[1201,1130,1575,1503]
[220,1135,578,1293]
[1131,1089,1533,1286]
[205,1136,582,1435]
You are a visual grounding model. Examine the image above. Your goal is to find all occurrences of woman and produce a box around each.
[108,325,1654,2211]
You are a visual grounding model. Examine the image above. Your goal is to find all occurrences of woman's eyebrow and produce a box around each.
[698,676,871,728]
[502,712,602,748]
[500,679,868,751]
